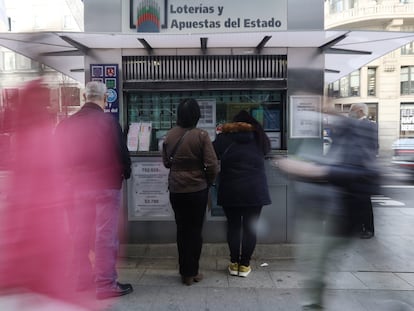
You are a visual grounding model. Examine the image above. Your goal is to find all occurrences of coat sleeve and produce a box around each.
[114,120,131,180]
[201,131,219,185]
[212,133,230,159]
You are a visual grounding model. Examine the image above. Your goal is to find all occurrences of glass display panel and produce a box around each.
[126,90,285,152]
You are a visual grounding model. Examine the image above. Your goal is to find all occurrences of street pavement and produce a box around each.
[98,204,414,311]
[1,157,414,310]
[99,158,414,311]
[1,209,413,311]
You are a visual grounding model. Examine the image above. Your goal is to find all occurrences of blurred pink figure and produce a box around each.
[0,79,94,310]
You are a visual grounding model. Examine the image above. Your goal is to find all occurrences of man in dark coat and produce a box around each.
[56,81,132,300]
[348,103,378,238]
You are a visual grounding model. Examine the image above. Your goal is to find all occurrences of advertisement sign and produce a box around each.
[90,64,119,119]
[128,0,287,33]
[129,162,172,219]
[290,95,321,138]
[400,107,414,131]
[197,99,216,128]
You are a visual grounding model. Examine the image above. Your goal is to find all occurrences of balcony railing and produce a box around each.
[325,3,414,29]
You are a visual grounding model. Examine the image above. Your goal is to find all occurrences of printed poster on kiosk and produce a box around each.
[290,95,321,139]
[128,162,173,219]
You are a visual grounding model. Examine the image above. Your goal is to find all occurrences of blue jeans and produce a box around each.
[73,189,121,292]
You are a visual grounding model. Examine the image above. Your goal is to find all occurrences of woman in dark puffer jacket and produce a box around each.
[213,110,271,277]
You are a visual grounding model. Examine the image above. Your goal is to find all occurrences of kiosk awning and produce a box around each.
[0,30,413,85]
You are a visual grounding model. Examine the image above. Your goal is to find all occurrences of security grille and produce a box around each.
[123,55,287,81]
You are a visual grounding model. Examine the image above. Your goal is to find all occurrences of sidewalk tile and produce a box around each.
[137,269,181,286]
[395,273,414,287]
[353,272,414,290]
[326,272,368,289]
[228,271,275,288]
[117,267,145,284]
[270,271,305,289]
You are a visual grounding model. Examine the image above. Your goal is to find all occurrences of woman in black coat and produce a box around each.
[213,110,271,277]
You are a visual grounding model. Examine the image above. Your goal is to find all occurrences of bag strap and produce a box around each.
[168,129,190,163]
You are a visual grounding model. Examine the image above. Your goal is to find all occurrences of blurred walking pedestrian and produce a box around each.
[0,79,82,308]
[277,110,380,310]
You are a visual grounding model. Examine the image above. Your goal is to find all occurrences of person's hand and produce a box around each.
[276,158,328,179]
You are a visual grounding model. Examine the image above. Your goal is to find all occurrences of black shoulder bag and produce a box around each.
[163,130,190,168]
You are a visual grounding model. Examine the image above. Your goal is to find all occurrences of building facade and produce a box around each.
[76,0,329,243]
[0,0,84,128]
[325,0,414,154]
[2,0,412,244]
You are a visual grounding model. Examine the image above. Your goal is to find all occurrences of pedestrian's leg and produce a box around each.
[240,206,262,267]
[94,189,121,292]
[72,191,95,290]
[170,192,186,276]
[170,190,208,279]
[360,195,374,236]
[185,189,208,277]
[222,206,242,264]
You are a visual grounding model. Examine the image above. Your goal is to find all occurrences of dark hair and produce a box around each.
[233,110,271,155]
[176,98,200,128]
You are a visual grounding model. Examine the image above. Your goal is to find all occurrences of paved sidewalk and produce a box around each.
[98,207,414,311]
[2,161,414,310]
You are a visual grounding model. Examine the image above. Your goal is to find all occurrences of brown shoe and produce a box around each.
[193,273,203,282]
[181,273,203,286]
[181,276,194,286]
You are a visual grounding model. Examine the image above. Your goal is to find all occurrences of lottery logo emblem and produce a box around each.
[106,89,117,103]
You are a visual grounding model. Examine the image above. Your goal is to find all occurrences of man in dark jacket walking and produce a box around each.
[56,81,132,300]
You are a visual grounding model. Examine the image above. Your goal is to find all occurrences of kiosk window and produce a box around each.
[126,90,285,152]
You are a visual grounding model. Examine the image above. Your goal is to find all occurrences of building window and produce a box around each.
[401,66,414,95]
[3,51,15,71]
[328,0,356,14]
[328,80,340,98]
[367,68,376,96]
[0,52,39,72]
[340,76,349,97]
[2,88,19,108]
[333,102,378,121]
[61,87,81,107]
[401,41,414,55]
[349,71,360,96]
[33,15,45,30]
[328,70,360,98]
[16,54,31,70]
[63,15,73,29]
[400,104,414,137]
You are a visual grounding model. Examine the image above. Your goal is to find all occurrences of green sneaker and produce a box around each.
[238,265,251,277]
[228,262,239,276]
